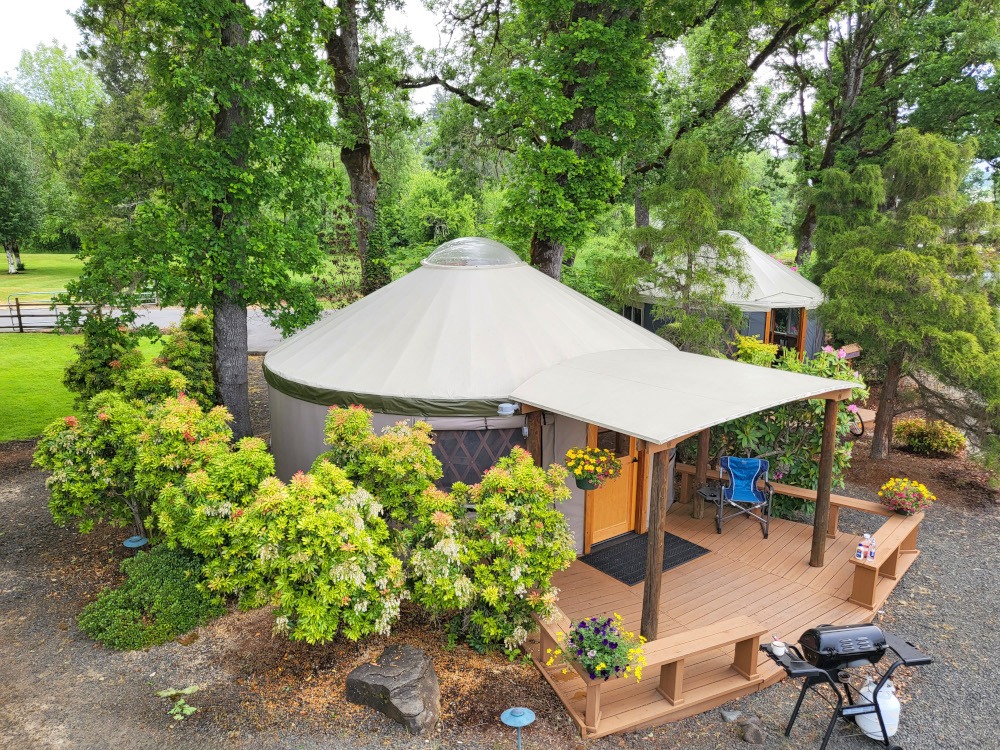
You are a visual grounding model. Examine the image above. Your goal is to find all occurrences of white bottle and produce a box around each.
[868,535,877,562]
[862,533,871,560]
[856,538,866,560]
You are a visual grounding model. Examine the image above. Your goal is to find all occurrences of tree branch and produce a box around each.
[396,74,487,109]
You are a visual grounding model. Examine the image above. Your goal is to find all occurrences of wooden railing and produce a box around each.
[675,462,894,538]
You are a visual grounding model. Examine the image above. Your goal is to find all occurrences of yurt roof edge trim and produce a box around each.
[262,365,507,417]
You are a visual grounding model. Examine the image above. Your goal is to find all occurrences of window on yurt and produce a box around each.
[432,429,527,488]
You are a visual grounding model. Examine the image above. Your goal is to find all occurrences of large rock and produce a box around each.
[345,645,440,734]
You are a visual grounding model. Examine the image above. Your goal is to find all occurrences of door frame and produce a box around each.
[582,424,647,553]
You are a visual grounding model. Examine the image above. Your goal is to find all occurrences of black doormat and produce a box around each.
[579,531,711,586]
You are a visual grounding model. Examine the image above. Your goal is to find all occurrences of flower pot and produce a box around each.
[575,476,601,491]
[894,508,914,516]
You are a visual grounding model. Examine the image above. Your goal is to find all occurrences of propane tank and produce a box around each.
[855,676,900,739]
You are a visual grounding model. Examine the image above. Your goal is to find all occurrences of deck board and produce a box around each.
[542,502,918,738]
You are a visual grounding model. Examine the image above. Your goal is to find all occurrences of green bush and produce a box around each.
[237,462,408,643]
[409,448,576,655]
[78,546,225,650]
[63,313,145,403]
[159,312,215,409]
[34,392,233,537]
[894,418,966,457]
[715,347,868,518]
[734,333,779,367]
[318,406,443,523]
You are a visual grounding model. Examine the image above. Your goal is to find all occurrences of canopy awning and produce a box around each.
[509,349,857,446]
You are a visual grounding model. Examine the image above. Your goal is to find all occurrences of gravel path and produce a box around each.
[2,449,997,750]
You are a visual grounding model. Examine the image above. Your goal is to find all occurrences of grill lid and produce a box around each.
[800,623,887,670]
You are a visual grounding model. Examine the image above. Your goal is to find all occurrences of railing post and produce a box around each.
[14,298,24,333]
[641,447,672,640]
[810,398,840,567]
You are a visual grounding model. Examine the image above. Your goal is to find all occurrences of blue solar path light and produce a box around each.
[500,707,535,750]
[123,535,148,554]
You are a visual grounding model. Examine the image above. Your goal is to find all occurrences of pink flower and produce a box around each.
[791,265,799,271]
[63,415,79,428]
[837,348,847,359]
[822,345,835,353]
[847,404,859,414]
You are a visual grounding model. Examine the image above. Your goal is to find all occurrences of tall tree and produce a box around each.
[324,2,416,294]
[74,0,332,437]
[815,129,1000,459]
[0,123,43,273]
[422,0,839,279]
[597,140,751,354]
[770,0,1000,263]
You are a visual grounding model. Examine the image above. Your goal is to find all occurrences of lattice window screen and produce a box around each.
[432,428,526,488]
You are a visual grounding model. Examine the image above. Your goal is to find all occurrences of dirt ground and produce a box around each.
[3,391,998,750]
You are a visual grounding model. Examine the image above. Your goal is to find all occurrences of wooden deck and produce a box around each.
[534,501,920,738]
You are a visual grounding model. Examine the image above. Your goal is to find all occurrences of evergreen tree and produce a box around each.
[815,129,1000,459]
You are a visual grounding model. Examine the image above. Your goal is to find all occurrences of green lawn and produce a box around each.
[1,253,84,299]
[0,334,161,442]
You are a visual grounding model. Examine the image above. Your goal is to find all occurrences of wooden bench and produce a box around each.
[848,511,924,609]
[646,616,767,707]
[532,609,765,735]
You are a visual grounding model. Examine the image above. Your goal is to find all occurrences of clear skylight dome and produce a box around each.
[422,237,524,268]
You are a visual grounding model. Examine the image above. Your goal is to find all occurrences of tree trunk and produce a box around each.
[209,7,252,439]
[326,0,388,296]
[530,233,565,279]
[870,356,902,460]
[635,188,652,262]
[213,289,252,438]
[5,243,19,274]
[795,203,817,266]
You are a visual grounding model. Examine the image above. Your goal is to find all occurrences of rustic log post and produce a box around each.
[641,448,671,640]
[526,411,543,467]
[15,298,23,333]
[810,398,840,567]
[691,428,710,518]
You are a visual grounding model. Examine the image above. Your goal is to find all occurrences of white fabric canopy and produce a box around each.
[510,349,856,445]
[264,238,675,415]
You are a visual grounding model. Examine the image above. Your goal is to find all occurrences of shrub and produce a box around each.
[159,312,215,409]
[318,406,443,523]
[178,458,408,643]
[734,333,779,367]
[63,313,145,403]
[153,437,276,607]
[78,546,225,650]
[894,418,966,457]
[410,448,576,654]
[251,462,408,643]
[878,477,936,514]
[34,392,232,537]
[716,347,868,517]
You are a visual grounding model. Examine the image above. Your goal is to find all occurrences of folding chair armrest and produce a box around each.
[762,480,775,499]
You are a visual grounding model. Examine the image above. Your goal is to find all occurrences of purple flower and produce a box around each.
[847,404,859,413]
[610,642,618,649]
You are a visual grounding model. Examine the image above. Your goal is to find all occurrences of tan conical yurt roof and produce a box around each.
[263,237,676,416]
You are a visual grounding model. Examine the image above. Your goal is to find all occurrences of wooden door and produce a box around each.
[585,425,639,550]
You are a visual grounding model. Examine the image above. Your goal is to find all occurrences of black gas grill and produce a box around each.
[761,624,932,750]
[800,623,887,671]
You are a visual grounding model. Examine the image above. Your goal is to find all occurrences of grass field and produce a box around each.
[1,254,84,299]
[0,334,161,442]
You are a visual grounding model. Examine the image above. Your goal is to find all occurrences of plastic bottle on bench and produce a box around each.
[856,537,866,560]
[862,533,871,560]
[868,535,877,562]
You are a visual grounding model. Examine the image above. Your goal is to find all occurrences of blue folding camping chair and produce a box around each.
[716,456,774,538]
